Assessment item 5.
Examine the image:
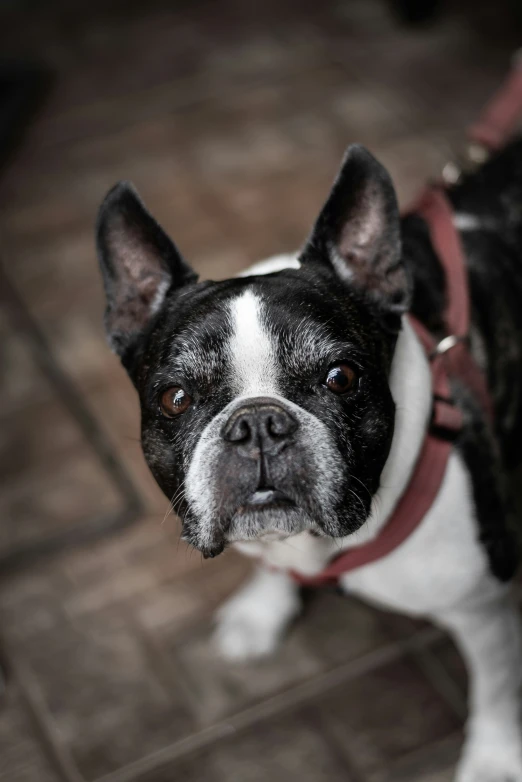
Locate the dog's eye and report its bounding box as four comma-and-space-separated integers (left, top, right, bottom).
159, 386, 192, 417
325, 364, 358, 395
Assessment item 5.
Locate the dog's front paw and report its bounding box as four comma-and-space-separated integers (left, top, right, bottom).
456, 734, 522, 782
213, 570, 301, 662
213, 609, 284, 662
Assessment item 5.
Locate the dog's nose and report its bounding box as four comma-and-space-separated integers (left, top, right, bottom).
222, 399, 298, 456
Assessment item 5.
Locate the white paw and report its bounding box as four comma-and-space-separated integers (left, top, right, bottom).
213, 608, 284, 662
456, 735, 522, 782
213, 570, 301, 662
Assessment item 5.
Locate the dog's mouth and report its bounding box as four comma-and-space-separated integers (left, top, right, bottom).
224, 486, 310, 545
241, 487, 296, 511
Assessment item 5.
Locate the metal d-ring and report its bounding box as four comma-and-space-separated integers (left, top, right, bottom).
431, 334, 466, 359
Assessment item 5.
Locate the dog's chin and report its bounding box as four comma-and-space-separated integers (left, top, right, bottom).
182, 488, 366, 556
225, 497, 315, 543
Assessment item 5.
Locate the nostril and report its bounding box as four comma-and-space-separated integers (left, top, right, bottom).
267, 411, 298, 438
225, 416, 251, 443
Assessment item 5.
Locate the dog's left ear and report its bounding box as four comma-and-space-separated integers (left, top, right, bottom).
301, 144, 410, 324
96, 182, 198, 359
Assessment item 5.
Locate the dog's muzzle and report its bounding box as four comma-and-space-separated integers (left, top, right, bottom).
221, 397, 299, 459
184, 394, 340, 556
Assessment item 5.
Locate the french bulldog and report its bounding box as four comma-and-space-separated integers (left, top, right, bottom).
96, 142, 522, 781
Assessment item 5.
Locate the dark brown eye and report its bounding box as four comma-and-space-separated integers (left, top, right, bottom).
159, 386, 192, 417
325, 364, 358, 395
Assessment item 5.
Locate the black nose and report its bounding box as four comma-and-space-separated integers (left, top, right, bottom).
222, 399, 298, 457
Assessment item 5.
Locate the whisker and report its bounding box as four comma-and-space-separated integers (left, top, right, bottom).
350, 474, 373, 501
161, 482, 187, 526
348, 487, 366, 519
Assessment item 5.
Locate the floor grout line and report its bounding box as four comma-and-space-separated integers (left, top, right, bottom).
9, 652, 86, 782
382, 731, 463, 780
94, 626, 442, 782
302, 708, 368, 782
408, 645, 467, 721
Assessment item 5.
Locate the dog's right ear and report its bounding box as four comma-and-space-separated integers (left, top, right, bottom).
300, 145, 409, 330
96, 182, 197, 359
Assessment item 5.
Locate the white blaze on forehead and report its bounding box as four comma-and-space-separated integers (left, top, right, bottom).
229, 289, 279, 396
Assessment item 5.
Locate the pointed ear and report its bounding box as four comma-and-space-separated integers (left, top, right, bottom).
96, 182, 197, 358
301, 145, 410, 324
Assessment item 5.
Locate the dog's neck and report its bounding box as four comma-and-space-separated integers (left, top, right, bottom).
234, 316, 433, 575
351, 316, 432, 542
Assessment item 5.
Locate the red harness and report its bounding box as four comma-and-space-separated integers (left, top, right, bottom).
292, 57, 522, 588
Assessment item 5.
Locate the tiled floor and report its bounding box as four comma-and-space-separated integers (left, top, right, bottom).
0, 1, 520, 780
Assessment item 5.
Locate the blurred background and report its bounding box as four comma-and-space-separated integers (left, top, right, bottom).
0, 1, 521, 780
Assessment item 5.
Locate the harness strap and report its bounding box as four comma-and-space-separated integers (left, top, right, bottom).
416, 188, 469, 338
416, 188, 494, 425
468, 53, 522, 153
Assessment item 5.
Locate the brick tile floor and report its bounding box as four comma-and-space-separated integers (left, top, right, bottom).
0, 0, 520, 780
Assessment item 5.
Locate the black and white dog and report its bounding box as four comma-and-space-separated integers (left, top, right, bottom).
96, 142, 522, 781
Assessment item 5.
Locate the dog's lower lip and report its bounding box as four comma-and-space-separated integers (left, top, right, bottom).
246, 489, 294, 506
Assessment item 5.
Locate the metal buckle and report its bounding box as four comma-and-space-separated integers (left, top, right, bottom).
441, 145, 489, 186
430, 334, 466, 359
